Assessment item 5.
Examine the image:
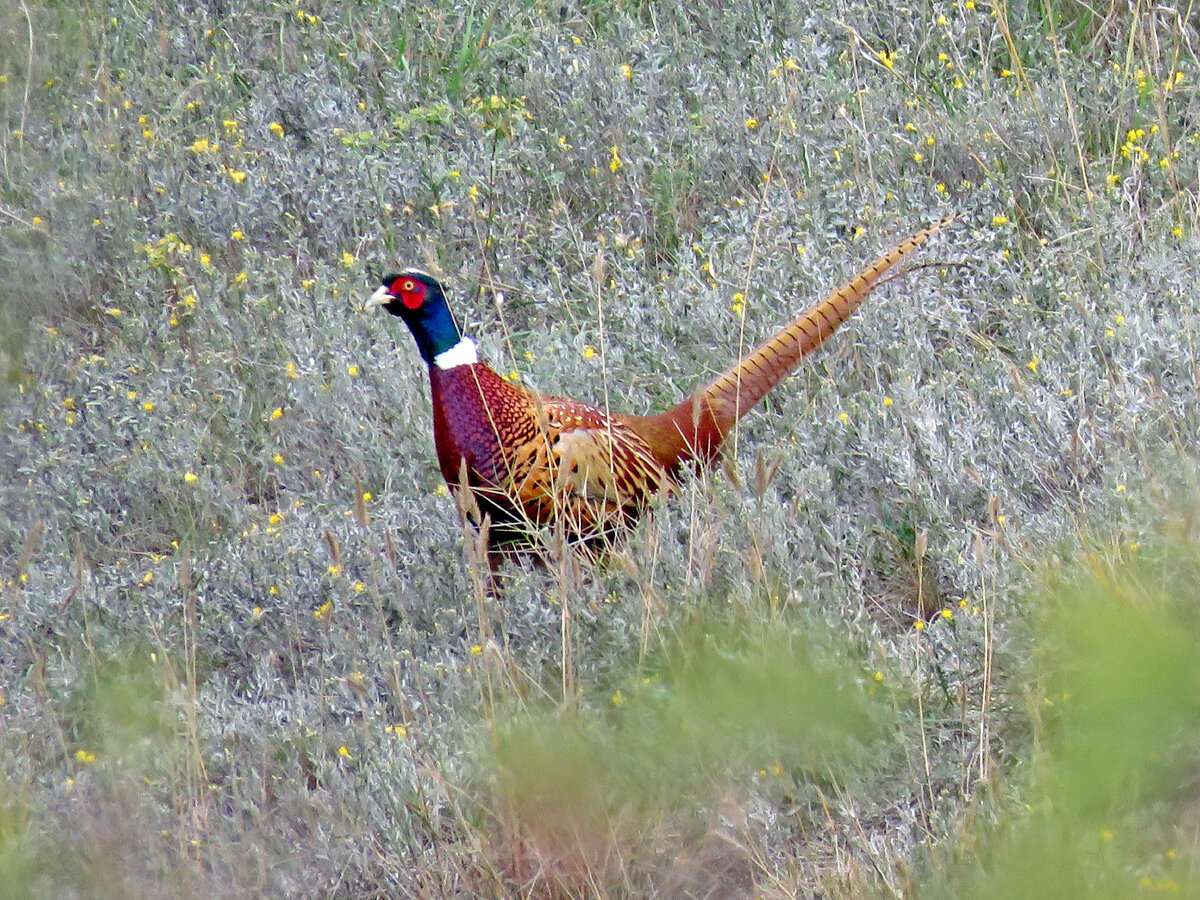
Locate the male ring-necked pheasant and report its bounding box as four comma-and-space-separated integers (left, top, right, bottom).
367, 219, 948, 569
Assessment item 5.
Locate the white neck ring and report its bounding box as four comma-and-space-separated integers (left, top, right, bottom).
433, 337, 479, 370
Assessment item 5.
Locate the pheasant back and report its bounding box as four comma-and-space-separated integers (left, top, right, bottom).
429, 361, 666, 550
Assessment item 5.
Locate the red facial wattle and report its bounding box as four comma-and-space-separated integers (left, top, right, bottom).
394, 277, 425, 310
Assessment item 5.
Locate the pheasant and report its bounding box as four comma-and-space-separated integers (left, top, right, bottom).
367, 219, 948, 569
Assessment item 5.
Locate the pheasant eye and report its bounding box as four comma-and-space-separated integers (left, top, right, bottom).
402, 280, 415, 292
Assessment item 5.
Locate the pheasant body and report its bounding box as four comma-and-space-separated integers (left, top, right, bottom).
368, 219, 948, 564
429, 357, 666, 548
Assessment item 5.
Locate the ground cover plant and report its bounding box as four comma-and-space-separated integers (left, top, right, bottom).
2, 0, 1199, 896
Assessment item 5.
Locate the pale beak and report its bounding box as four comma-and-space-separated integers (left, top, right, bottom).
364, 284, 392, 311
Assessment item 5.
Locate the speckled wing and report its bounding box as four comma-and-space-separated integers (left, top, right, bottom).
500, 394, 667, 542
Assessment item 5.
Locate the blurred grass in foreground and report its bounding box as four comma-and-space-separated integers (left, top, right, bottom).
0, 649, 186, 899
488, 621, 889, 889
920, 521, 1200, 899
6, 524, 1200, 897
483, 515, 1200, 897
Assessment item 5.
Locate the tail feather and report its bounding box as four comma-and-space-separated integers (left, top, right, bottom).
627, 217, 953, 472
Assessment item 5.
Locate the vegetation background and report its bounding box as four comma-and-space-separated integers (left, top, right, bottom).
2, 0, 1199, 896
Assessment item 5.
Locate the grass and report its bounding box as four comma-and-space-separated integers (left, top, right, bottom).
2, 0, 1200, 896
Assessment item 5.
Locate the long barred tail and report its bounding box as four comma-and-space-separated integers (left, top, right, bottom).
697, 216, 952, 431
631, 217, 954, 471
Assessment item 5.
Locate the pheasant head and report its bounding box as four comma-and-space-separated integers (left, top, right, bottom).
367, 269, 476, 367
